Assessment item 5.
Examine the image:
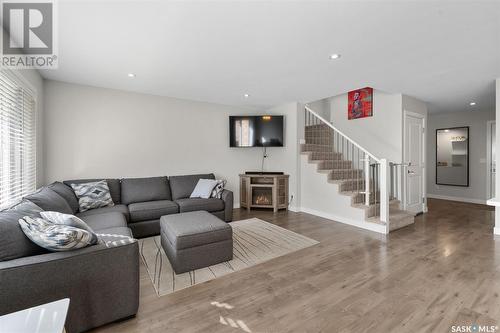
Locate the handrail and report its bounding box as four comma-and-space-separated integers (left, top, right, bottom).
304, 105, 380, 163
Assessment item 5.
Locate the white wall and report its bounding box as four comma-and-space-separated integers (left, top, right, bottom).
43, 80, 299, 206
328, 90, 403, 163
264, 102, 300, 209
307, 91, 429, 165
427, 109, 495, 204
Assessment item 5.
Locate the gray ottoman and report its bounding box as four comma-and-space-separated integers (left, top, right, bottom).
160, 211, 233, 274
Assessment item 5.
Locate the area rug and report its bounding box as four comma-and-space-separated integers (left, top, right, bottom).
138, 218, 319, 296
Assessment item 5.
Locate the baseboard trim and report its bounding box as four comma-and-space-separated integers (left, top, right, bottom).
427, 194, 487, 205
233, 203, 240, 209
495, 227, 500, 236
298, 207, 388, 235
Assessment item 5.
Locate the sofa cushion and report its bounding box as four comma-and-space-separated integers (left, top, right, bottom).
128, 200, 178, 222
76, 204, 130, 222
47, 182, 80, 214
0, 210, 48, 261
24, 187, 73, 214
64, 179, 121, 204
121, 177, 171, 205
8, 200, 43, 216
169, 173, 215, 200
78, 212, 128, 232
175, 198, 224, 213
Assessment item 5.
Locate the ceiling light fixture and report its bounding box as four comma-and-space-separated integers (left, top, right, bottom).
244, 93, 249, 98
127, 73, 136, 78
469, 102, 476, 106
329, 54, 341, 60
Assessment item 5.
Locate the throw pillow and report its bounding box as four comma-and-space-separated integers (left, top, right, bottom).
96, 232, 137, 248
40, 211, 97, 242
19, 216, 97, 252
70, 180, 114, 212
210, 180, 227, 199
190, 179, 219, 199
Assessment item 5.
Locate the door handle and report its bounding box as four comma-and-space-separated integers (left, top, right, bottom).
408, 170, 415, 175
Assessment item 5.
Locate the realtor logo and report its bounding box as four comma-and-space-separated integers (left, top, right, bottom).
1, 0, 57, 68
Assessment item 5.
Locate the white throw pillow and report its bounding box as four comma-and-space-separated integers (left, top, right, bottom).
190, 179, 219, 199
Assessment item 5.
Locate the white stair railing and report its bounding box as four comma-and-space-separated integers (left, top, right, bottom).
304, 105, 390, 228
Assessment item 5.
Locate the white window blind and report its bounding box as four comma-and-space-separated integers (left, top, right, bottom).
0, 71, 36, 209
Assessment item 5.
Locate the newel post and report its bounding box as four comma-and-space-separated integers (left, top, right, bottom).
380, 159, 390, 231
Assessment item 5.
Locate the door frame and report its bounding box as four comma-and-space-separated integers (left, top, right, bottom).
486, 120, 495, 199
403, 110, 427, 213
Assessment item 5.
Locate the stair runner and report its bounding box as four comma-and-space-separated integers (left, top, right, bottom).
301, 124, 415, 231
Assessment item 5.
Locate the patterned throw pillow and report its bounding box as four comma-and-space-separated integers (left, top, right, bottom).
97, 232, 136, 248
70, 180, 114, 212
40, 211, 97, 241
211, 180, 227, 199
19, 216, 97, 251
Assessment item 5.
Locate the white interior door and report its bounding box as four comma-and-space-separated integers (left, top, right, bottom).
404, 113, 425, 214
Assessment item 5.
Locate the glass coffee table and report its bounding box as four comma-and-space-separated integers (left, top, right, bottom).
0, 298, 70, 333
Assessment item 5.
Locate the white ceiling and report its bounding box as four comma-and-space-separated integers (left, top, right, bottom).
41, 1, 500, 113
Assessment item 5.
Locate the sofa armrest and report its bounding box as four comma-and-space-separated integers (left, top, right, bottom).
221, 189, 233, 222
0, 242, 139, 333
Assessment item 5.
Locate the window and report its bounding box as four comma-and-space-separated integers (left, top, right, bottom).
0, 71, 36, 209
235, 119, 252, 147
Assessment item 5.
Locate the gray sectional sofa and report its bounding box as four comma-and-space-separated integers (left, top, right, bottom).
0, 173, 233, 333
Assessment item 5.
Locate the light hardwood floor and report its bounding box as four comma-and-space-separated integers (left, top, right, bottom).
93, 199, 499, 333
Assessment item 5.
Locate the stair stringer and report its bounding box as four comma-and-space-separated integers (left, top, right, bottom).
299, 154, 388, 234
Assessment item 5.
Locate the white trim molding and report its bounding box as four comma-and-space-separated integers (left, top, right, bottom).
427, 193, 487, 205
299, 207, 388, 234
486, 120, 495, 200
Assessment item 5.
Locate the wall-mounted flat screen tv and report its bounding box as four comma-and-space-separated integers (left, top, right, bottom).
229, 115, 284, 147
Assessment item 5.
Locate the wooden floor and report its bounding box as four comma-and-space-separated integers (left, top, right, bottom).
93, 199, 499, 333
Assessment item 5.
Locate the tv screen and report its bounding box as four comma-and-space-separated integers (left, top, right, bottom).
229, 115, 284, 147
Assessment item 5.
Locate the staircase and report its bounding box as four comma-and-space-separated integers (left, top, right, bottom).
300, 106, 414, 233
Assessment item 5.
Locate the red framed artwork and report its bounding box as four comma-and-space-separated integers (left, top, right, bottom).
348, 87, 373, 120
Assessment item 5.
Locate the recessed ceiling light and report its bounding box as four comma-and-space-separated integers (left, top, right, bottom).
469, 102, 476, 106
127, 73, 136, 78
244, 93, 250, 98
329, 54, 341, 60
